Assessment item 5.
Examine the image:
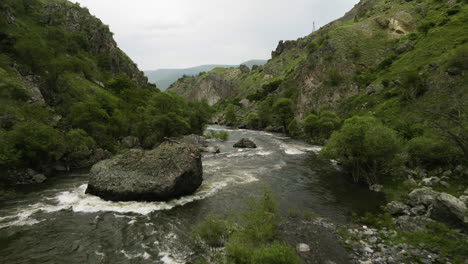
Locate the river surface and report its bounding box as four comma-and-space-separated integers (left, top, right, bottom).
0, 126, 384, 263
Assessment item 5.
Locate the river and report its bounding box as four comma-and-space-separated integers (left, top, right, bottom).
0, 126, 384, 263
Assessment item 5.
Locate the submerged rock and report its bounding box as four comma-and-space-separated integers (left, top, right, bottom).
233, 138, 257, 148
86, 142, 203, 202
202, 146, 220, 154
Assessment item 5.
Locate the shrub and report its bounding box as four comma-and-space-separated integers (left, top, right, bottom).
303, 114, 320, 138
224, 103, 237, 125
205, 130, 229, 141
399, 71, 427, 101
307, 42, 318, 53
406, 135, 460, 167
287, 120, 301, 137
0, 131, 20, 169
64, 129, 96, 163
246, 113, 260, 129
321, 116, 403, 184
326, 68, 343, 86
192, 214, 231, 248
9, 121, 65, 168
273, 98, 294, 133
351, 47, 361, 60
303, 110, 341, 140
252, 242, 301, 264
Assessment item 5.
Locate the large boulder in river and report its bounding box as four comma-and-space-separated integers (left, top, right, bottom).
233, 138, 257, 148
86, 142, 203, 202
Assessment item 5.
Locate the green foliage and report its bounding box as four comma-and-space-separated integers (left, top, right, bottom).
8, 121, 65, 168
0, 131, 20, 169
192, 214, 231, 248
224, 104, 237, 125
106, 73, 135, 94
303, 110, 341, 141
257, 97, 276, 128
246, 79, 282, 102
205, 130, 229, 141
354, 212, 394, 229
326, 68, 343, 86
273, 98, 294, 133
306, 42, 318, 53
251, 242, 301, 264
350, 47, 361, 60
63, 129, 96, 163
417, 22, 436, 35
406, 135, 460, 167
447, 45, 468, 70
397, 222, 468, 262
287, 120, 301, 138
321, 116, 404, 184
246, 112, 260, 129
399, 72, 427, 101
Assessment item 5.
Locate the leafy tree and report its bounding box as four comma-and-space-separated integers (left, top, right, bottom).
321, 116, 403, 184
9, 121, 65, 168
258, 97, 275, 128
407, 135, 461, 167
287, 120, 301, 137
63, 129, 96, 164
246, 112, 260, 129
303, 114, 320, 139
273, 98, 294, 133
224, 103, 237, 125
106, 73, 135, 94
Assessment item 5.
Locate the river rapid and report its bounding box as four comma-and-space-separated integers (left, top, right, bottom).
0, 126, 384, 263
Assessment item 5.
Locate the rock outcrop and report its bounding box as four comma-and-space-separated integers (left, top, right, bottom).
233, 138, 257, 148
86, 142, 203, 202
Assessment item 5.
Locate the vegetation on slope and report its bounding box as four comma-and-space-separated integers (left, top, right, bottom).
0, 0, 212, 189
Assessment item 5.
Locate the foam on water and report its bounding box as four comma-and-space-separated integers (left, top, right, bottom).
280, 143, 322, 155
0, 168, 259, 228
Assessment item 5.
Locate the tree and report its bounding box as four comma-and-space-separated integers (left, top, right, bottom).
224, 104, 237, 125
321, 116, 403, 184
246, 113, 260, 129
273, 98, 294, 134
303, 114, 320, 138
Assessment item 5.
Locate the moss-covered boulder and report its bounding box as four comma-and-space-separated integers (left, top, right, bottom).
86, 142, 203, 202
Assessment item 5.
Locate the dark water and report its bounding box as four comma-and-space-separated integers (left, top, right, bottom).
0, 126, 384, 263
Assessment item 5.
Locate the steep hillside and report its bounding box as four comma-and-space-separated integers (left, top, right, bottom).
146, 60, 267, 91
0, 0, 211, 189
170, 0, 467, 121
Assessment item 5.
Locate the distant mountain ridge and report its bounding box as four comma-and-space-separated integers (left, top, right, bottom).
145, 60, 267, 91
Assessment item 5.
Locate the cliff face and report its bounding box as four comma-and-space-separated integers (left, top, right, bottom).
168, 68, 242, 105
169, 0, 467, 123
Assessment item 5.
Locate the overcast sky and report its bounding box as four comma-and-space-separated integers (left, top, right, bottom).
74, 0, 359, 70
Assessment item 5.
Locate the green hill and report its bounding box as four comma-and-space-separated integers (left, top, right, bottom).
145, 60, 267, 90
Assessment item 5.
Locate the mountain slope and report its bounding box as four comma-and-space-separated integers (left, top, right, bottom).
169, 0, 467, 122
0, 0, 211, 188
145, 60, 267, 90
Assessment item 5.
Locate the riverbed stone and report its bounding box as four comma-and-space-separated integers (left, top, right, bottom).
429, 192, 468, 228
86, 141, 203, 202
202, 146, 220, 154
233, 138, 257, 148
296, 243, 311, 253
408, 187, 438, 206
385, 201, 410, 215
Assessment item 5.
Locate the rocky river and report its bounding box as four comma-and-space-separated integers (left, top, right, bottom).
0, 126, 385, 263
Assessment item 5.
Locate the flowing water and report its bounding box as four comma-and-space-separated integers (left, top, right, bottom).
0, 126, 384, 263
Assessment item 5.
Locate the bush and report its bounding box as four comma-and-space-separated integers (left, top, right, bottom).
246, 113, 260, 129
192, 214, 231, 248
287, 120, 301, 137
321, 116, 403, 184
273, 98, 294, 133
406, 135, 460, 167
205, 130, 229, 141
252, 242, 302, 264
326, 68, 343, 86
303, 110, 341, 141
9, 121, 65, 168
64, 129, 96, 163
224, 104, 237, 125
